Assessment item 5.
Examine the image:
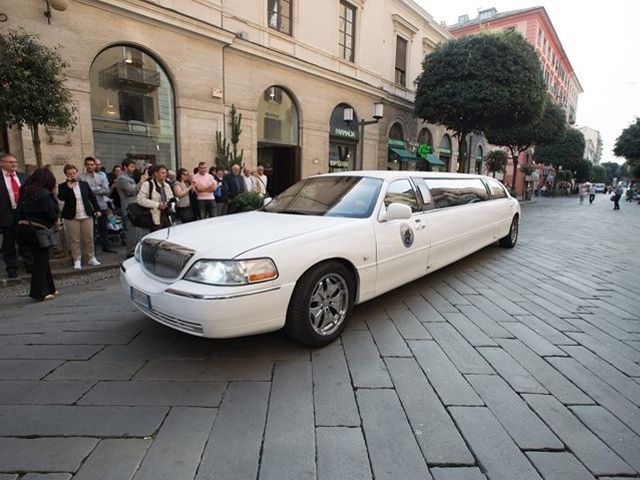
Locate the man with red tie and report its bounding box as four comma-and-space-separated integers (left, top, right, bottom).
0, 153, 32, 278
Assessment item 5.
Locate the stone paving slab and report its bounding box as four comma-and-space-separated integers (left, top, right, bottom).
0, 437, 98, 472
0, 198, 639, 479
73, 439, 150, 480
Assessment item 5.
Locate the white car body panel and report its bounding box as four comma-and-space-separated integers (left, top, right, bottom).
121, 171, 520, 339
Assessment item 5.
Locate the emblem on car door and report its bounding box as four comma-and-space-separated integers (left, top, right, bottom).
400, 223, 414, 248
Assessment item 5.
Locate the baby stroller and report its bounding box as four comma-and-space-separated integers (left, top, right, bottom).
106, 210, 127, 246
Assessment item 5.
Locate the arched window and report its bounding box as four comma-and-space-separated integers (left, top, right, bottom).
258, 86, 299, 145
90, 46, 176, 172
389, 122, 404, 141
439, 134, 452, 164
475, 144, 484, 174
418, 128, 433, 147
329, 104, 359, 172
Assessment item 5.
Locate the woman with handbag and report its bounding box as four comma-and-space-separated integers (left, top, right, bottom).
15, 168, 60, 301
136, 165, 175, 232
172, 168, 195, 223
57, 164, 102, 270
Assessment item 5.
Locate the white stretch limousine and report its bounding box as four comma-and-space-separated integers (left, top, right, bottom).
121, 171, 520, 346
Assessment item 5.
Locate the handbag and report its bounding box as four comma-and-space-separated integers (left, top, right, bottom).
126, 180, 154, 229
24, 219, 59, 248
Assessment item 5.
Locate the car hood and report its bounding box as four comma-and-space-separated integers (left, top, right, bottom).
145, 211, 353, 259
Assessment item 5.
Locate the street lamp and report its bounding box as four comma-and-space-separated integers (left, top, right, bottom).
344, 102, 384, 170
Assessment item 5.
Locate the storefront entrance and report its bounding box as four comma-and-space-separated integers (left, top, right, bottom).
257, 86, 300, 195
257, 144, 300, 196
329, 104, 359, 172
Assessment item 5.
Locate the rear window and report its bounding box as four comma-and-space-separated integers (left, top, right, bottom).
425, 178, 489, 209
487, 178, 508, 199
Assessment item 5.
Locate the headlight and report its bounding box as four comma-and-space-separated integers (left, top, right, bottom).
184, 258, 278, 286
134, 242, 142, 263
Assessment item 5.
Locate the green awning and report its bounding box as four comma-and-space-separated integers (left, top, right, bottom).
389, 147, 417, 160
426, 153, 447, 167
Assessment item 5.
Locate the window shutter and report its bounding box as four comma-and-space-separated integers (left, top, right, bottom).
395, 37, 407, 71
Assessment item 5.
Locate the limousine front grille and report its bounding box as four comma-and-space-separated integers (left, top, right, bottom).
140, 239, 194, 279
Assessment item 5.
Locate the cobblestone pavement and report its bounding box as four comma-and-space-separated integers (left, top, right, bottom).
0, 195, 639, 480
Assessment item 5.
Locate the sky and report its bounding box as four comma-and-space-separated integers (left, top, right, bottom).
416, 0, 640, 165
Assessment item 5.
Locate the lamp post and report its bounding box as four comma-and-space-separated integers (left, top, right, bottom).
344, 102, 384, 170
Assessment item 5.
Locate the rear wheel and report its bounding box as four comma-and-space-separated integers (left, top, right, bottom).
499, 215, 519, 248
285, 261, 355, 346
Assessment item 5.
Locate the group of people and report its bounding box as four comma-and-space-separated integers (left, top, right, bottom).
0, 152, 270, 301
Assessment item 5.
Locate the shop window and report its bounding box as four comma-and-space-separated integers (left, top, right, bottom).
90, 45, 176, 172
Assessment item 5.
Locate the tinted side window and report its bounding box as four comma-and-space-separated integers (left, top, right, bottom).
384, 179, 421, 212
488, 179, 508, 199
411, 177, 434, 210
425, 178, 489, 209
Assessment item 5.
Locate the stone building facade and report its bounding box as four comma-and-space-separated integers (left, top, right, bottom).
1, 0, 474, 192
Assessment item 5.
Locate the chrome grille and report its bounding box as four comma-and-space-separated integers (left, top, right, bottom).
141, 239, 194, 279
137, 304, 204, 335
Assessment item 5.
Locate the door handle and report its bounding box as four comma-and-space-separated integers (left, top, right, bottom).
416, 224, 426, 231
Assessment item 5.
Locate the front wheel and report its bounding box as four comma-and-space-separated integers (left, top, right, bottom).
499, 215, 519, 248
285, 261, 355, 346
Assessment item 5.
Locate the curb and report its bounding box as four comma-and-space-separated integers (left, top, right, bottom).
0, 261, 122, 288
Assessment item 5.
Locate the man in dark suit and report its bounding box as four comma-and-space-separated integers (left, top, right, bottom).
0, 153, 32, 278
223, 164, 246, 214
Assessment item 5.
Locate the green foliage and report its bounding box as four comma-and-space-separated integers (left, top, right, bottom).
214, 104, 244, 170
484, 150, 508, 177
415, 31, 546, 139
0, 29, 77, 166
557, 170, 573, 182
534, 127, 585, 169
519, 164, 536, 176
234, 191, 262, 212
572, 159, 592, 183
590, 165, 606, 183
630, 162, 640, 180
601, 161, 621, 185
613, 117, 640, 162
215, 131, 230, 170
229, 104, 244, 167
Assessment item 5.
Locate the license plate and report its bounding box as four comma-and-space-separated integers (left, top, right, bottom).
131, 287, 151, 309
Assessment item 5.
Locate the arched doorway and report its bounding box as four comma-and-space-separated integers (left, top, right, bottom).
257, 86, 300, 195
475, 144, 484, 174
439, 134, 452, 171
90, 45, 176, 172
329, 104, 359, 172
388, 122, 415, 170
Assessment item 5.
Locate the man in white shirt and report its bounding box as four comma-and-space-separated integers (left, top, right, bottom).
79, 156, 116, 253
0, 153, 32, 278
242, 165, 256, 193
256, 165, 268, 197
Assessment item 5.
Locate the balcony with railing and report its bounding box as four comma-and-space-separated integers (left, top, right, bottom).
99, 62, 161, 93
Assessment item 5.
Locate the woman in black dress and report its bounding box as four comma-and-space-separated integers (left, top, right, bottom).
15, 168, 60, 301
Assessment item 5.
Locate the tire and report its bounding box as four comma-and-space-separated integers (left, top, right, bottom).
285, 261, 355, 347
499, 215, 519, 248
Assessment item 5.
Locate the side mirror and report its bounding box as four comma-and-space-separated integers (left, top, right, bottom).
382, 202, 412, 221
262, 197, 273, 207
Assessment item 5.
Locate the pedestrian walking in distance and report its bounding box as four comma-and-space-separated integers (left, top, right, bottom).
15, 168, 60, 301
588, 183, 595, 204
612, 182, 623, 210
57, 164, 102, 270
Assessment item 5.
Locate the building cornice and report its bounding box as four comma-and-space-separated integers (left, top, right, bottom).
75, 0, 235, 45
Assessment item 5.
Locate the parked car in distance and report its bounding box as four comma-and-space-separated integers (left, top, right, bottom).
121, 171, 521, 346
594, 183, 606, 193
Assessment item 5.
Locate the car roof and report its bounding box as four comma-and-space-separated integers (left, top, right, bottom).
315, 170, 489, 180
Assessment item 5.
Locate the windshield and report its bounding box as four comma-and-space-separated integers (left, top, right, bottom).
263, 176, 383, 218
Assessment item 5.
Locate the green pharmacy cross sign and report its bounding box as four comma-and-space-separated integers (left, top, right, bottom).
417, 144, 431, 158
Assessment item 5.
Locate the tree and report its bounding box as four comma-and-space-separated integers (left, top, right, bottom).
614, 118, 640, 176
214, 104, 243, 170
0, 30, 76, 167
590, 165, 605, 183
486, 98, 566, 187
415, 30, 546, 172
572, 159, 592, 183
484, 150, 508, 178
534, 127, 585, 170
601, 161, 621, 185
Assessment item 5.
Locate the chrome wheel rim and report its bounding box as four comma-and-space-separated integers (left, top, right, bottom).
511, 217, 519, 244
309, 273, 349, 336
